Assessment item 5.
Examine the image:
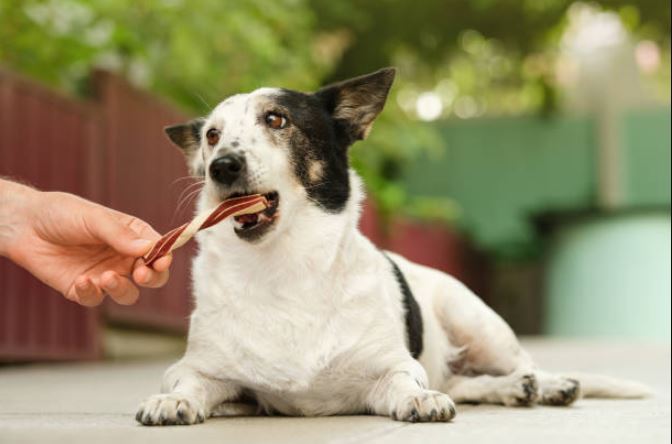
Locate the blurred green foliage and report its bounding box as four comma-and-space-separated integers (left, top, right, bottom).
1, 0, 669, 225
0, 0, 326, 110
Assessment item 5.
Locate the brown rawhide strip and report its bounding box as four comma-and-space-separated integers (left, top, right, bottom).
143, 194, 268, 266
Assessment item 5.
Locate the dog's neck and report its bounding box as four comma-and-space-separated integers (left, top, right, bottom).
258, 170, 365, 274
196, 170, 366, 281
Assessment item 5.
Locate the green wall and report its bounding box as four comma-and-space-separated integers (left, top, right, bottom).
404, 115, 597, 254
545, 213, 671, 340
620, 108, 671, 206
403, 109, 671, 255
402, 109, 671, 339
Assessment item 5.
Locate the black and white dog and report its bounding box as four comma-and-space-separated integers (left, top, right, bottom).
137, 68, 649, 425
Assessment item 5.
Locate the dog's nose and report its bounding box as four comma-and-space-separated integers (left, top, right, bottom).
209, 153, 246, 186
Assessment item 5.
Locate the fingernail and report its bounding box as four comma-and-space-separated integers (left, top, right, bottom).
132, 239, 152, 251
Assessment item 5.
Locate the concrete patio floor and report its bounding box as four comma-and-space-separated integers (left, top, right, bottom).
0, 339, 669, 444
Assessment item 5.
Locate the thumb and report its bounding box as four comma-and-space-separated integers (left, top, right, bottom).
90, 210, 155, 257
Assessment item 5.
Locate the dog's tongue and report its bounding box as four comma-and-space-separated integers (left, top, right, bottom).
235, 213, 258, 224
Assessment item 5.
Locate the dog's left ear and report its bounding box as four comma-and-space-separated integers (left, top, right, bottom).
164, 118, 205, 153
315, 67, 396, 143
164, 118, 205, 175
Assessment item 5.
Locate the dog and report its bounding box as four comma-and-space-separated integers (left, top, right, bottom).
136, 68, 650, 425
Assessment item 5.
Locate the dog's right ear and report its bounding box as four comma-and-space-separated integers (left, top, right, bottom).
164, 118, 205, 176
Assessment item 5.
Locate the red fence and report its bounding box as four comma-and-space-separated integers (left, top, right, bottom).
360, 202, 485, 296
0, 69, 102, 360
93, 71, 194, 331
0, 68, 483, 361
0, 68, 196, 360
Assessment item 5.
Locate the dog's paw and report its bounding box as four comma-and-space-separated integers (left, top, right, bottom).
540, 378, 581, 406
501, 373, 540, 407
392, 390, 456, 423
136, 393, 206, 426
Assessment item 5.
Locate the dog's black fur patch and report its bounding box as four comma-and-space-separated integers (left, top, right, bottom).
270, 68, 396, 213
385, 254, 424, 359
274, 90, 351, 212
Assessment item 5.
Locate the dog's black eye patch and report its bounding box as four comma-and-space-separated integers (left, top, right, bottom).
272, 90, 351, 212
259, 69, 394, 213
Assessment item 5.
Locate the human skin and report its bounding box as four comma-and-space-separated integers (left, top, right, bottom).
0, 178, 172, 306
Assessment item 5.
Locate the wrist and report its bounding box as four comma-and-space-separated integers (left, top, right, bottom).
0, 179, 39, 259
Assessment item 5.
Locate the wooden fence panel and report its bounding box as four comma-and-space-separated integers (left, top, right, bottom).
0, 69, 101, 360
93, 71, 195, 332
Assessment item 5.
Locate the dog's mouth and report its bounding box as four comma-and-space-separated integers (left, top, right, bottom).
230, 191, 280, 238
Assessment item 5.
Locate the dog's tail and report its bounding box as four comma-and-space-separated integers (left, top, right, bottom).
564, 373, 654, 399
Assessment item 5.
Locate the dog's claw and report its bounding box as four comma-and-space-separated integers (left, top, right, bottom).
136, 394, 205, 426
392, 390, 456, 423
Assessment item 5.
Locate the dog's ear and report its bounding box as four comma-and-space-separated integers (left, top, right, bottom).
315, 67, 396, 143
164, 118, 205, 153
164, 118, 205, 176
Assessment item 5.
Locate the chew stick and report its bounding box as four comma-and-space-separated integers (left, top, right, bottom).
144, 194, 268, 266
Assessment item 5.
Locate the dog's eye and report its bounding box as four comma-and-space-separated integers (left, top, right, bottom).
265, 113, 288, 130
206, 128, 220, 146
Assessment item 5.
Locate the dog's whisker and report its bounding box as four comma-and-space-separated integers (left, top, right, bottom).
176, 179, 206, 197
171, 192, 201, 224
192, 91, 211, 113
175, 186, 204, 216
179, 180, 206, 196
174, 181, 206, 210
171, 175, 205, 187
172, 184, 205, 223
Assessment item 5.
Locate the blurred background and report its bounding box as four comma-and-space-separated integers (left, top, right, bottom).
0, 0, 669, 361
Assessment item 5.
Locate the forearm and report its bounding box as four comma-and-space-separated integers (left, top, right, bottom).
0, 178, 38, 259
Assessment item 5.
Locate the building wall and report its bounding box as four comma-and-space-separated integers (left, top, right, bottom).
403, 115, 597, 254
403, 110, 670, 339
0, 68, 102, 360
620, 108, 671, 206
545, 212, 670, 340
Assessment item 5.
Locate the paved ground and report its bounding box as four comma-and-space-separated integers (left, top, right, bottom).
0, 339, 669, 444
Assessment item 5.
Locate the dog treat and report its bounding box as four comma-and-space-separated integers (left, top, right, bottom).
143, 194, 268, 266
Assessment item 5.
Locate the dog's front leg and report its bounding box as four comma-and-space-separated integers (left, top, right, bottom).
136, 360, 240, 426
367, 359, 457, 423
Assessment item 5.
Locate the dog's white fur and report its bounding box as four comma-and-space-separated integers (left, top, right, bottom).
137, 88, 650, 426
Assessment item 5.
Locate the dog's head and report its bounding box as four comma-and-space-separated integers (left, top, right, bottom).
165, 68, 395, 243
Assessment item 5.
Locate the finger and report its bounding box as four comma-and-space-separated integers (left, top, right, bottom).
151, 254, 173, 273
73, 276, 105, 307
133, 255, 171, 278
133, 259, 170, 289
133, 265, 170, 288
101, 271, 139, 306
89, 210, 156, 257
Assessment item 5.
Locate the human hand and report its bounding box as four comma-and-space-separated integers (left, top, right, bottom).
0, 180, 172, 306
